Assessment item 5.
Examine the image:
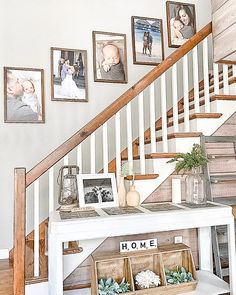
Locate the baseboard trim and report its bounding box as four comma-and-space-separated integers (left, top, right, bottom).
0, 249, 9, 259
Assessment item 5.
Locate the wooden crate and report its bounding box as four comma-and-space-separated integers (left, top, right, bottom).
91, 244, 197, 295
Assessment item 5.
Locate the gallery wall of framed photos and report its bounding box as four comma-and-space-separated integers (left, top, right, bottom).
0, 0, 212, 249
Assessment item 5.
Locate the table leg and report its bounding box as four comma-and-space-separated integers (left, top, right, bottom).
48, 234, 63, 295
198, 226, 213, 272
227, 219, 236, 294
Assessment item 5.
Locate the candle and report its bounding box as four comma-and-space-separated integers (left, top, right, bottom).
172, 178, 181, 203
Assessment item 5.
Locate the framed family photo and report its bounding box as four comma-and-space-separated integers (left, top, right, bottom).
51, 47, 88, 102
77, 173, 118, 208
131, 16, 164, 65
166, 1, 196, 48
92, 31, 128, 83
4, 67, 44, 123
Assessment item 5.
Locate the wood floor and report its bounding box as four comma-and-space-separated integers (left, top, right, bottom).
0, 259, 13, 295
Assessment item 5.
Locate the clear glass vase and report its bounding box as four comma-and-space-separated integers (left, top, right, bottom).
185, 167, 206, 204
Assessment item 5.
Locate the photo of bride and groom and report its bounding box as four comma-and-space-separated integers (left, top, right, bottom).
51, 47, 88, 102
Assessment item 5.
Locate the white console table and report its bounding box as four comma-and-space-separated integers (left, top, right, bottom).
48, 202, 236, 295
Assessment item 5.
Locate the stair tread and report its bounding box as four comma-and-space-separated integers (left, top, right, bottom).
143, 132, 202, 145
156, 113, 222, 131
210, 174, 236, 182
208, 153, 236, 158
125, 174, 159, 180
167, 81, 236, 119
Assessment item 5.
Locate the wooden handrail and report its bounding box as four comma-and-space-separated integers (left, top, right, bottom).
26, 22, 212, 187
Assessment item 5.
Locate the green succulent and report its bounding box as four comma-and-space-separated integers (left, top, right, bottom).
98, 277, 130, 295
165, 266, 194, 284
167, 144, 208, 173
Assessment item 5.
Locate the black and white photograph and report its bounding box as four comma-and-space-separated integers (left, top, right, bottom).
77, 173, 118, 208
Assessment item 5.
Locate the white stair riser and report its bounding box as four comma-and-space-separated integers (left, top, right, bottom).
144, 137, 200, 154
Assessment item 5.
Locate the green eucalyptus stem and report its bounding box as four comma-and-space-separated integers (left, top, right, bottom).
167, 144, 208, 174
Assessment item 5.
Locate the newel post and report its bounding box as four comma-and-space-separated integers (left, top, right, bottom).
13, 168, 26, 295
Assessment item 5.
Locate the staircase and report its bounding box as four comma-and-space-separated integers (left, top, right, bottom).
9, 22, 236, 295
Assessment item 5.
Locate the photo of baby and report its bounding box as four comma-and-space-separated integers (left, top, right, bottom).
166, 1, 196, 48
51, 47, 88, 101
93, 31, 128, 83
4, 67, 44, 123
131, 16, 164, 65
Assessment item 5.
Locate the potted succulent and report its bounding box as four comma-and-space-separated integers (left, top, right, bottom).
98, 277, 130, 294
165, 266, 194, 285
167, 144, 208, 204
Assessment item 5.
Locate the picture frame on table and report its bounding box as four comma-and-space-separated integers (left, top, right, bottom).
166, 1, 196, 48
77, 173, 118, 208
4, 67, 45, 123
92, 31, 128, 83
50, 47, 88, 102
131, 16, 164, 65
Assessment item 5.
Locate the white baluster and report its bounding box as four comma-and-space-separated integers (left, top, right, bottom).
203, 38, 210, 112
213, 63, 219, 95
183, 54, 190, 132
149, 83, 156, 153
49, 167, 54, 214
90, 133, 96, 173
138, 91, 145, 174
34, 179, 40, 277
63, 155, 69, 166
233, 65, 236, 78
223, 64, 229, 95
126, 102, 133, 173
193, 46, 200, 113
103, 123, 109, 173
161, 73, 168, 152
172, 63, 179, 133
77, 144, 82, 173
115, 112, 121, 182
233, 65, 236, 93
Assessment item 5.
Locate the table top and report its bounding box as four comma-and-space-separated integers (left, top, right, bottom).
49, 202, 233, 242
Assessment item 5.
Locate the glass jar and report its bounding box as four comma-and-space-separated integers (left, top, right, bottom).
185, 167, 206, 204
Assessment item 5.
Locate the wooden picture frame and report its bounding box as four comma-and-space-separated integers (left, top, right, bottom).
166, 1, 196, 48
131, 16, 164, 65
77, 173, 118, 208
50, 47, 88, 102
92, 31, 128, 83
4, 67, 45, 123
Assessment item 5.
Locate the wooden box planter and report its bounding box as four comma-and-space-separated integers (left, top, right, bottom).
91, 243, 197, 295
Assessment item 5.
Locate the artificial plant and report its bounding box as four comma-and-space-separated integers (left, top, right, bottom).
167, 143, 208, 173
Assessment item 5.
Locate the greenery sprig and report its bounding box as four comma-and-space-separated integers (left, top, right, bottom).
167, 144, 208, 173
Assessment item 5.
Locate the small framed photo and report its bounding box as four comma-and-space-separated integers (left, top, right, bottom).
4, 67, 44, 123
166, 1, 196, 48
92, 31, 128, 83
77, 173, 118, 208
131, 16, 164, 65
51, 47, 88, 102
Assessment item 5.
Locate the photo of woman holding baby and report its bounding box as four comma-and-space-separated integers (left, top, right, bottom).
92, 31, 128, 84
166, 1, 196, 48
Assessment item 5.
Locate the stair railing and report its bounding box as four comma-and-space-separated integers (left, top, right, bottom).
13, 22, 235, 295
